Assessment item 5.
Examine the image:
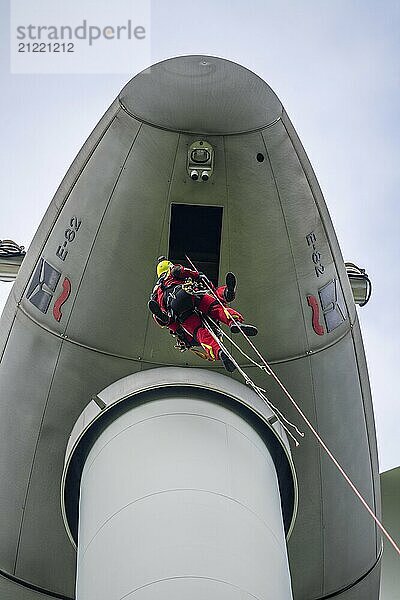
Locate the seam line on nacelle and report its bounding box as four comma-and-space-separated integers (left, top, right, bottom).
17, 298, 353, 366
0, 566, 73, 599
13, 340, 64, 575
15, 105, 121, 314
307, 354, 325, 594
313, 544, 383, 600
0, 104, 120, 369
280, 114, 354, 323
261, 129, 311, 355
349, 319, 379, 545
119, 97, 283, 136
141, 132, 181, 361
61, 123, 143, 336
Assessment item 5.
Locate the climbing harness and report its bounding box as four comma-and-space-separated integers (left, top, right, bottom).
184, 255, 400, 557
181, 277, 208, 296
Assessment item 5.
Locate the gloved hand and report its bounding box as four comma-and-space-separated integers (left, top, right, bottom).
197, 272, 208, 282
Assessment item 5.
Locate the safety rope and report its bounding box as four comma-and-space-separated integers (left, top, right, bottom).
185, 255, 400, 557
214, 320, 270, 372
202, 315, 303, 447
202, 314, 303, 440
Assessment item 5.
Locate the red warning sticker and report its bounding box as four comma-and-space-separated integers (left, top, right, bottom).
307, 294, 325, 336
53, 277, 71, 322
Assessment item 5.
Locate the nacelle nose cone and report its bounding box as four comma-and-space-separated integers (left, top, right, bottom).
119, 55, 282, 135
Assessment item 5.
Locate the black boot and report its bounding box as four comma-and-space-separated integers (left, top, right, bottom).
148, 300, 169, 325
219, 350, 236, 372
230, 322, 258, 336
224, 272, 236, 302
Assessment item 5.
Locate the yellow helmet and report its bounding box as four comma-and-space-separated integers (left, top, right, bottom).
157, 258, 173, 278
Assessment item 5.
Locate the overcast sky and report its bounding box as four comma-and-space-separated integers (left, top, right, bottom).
0, 0, 399, 472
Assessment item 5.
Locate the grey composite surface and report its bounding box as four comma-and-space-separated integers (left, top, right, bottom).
0, 55, 380, 598
119, 55, 282, 134
0, 573, 63, 600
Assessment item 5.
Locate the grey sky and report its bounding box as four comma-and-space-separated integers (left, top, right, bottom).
0, 0, 399, 471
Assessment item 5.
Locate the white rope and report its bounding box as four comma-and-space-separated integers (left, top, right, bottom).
251, 383, 305, 440
201, 316, 301, 447
213, 319, 269, 371
185, 255, 400, 557
203, 314, 304, 442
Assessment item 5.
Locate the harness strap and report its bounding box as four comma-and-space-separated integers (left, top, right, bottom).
192, 324, 201, 340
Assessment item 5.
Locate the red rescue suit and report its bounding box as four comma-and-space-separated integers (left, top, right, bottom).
151, 265, 244, 361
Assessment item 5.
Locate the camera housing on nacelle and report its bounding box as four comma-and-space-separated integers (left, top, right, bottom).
187, 140, 214, 182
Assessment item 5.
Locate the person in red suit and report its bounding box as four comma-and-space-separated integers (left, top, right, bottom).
148, 257, 257, 372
